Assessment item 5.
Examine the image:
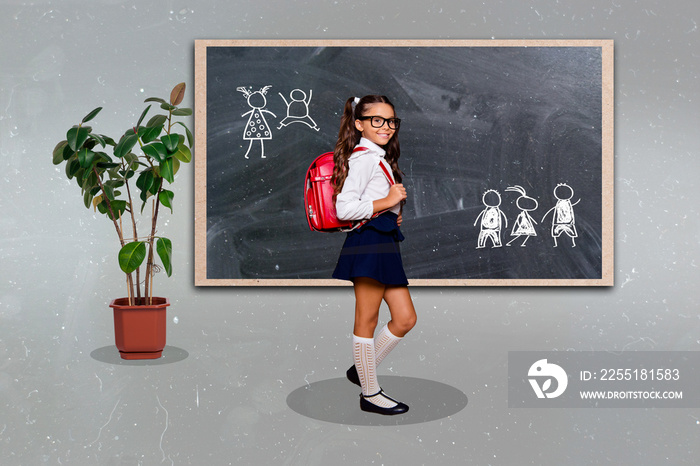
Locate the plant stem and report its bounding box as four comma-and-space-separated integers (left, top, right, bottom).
122, 169, 142, 300
92, 167, 136, 303
143, 179, 163, 305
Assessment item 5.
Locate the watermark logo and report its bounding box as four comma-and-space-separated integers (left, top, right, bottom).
528, 359, 568, 399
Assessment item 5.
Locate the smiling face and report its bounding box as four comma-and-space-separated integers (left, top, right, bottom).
355, 103, 396, 147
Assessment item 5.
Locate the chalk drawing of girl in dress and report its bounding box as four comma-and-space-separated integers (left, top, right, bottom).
474, 189, 508, 248
541, 183, 580, 247
505, 185, 539, 247
237, 85, 276, 159
277, 89, 320, 131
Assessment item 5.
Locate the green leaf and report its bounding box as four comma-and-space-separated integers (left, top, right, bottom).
82, 107, 102, 124
114, 132, 139, 158
161, 134, 179, 153
173, 121, 193, 147
103, 180, 122, 201
77, 148, 96, 168
95, 151, 112, 162
81, 169, 99, 192
160, 158, 174, 183
147, 114, 168, 128
159, 189, 174, 213
118, 241, 146, 274
123, 151, 138, 163
119, 169, 136, 180
111, 200, 127, 218
72, 168, 85, 185
67, 126, 90, 152
171, 156, 180, 176
142, 142, 167, 163
62, 143, 76, 161
172, 108, 192, 116
156, 237, 173, 277
66, 154, 80, 180
83, 189, 93, 209
102, 135, 117, 146
53, 140, 69, 165
98, 198, 127, 218
88, 133, 107, 148
136, 169, 155, 196
144, 97, 166, 104
160, 102, 176, 112
140, 125, 162, 144
136, 104, 151, 129
172, 139, 192, 163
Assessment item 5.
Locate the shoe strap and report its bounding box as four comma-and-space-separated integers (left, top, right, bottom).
362, 389, 400, 404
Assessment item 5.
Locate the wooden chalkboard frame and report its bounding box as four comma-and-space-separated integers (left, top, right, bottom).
194, 40, 614, 286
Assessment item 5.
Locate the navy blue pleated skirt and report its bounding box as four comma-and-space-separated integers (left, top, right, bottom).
332, 212, 408, 286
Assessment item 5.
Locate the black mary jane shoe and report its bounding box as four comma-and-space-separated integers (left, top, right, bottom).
346, 365, 361, 387
360, 390, 409, 415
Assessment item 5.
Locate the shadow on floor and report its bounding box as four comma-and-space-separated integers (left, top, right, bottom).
90, 345, 189, 366
287, 376, 468, 426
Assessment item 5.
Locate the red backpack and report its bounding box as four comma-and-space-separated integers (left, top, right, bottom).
304, 148, 393, 232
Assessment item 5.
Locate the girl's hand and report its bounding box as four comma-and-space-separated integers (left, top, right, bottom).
372, 183, 407, 214
387, 183, 407, 205
397, 213, 403, 226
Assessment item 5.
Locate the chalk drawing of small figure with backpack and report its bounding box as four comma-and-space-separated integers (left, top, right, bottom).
474, 189, 508, 249
541, 183, 580, 247
237, 85, 276, 159
505, 185, 539, 247
277, 89, 320, 132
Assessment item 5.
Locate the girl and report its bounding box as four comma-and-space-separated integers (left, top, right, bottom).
331, 95, 417, 415
505, 185, 538, 247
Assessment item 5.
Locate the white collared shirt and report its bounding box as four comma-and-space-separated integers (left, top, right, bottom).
335, 137, 399, 221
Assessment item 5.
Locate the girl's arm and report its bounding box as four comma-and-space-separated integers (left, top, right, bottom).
336, 154, 406, 221
335, 155, 377, 221
372, 184, 406, 214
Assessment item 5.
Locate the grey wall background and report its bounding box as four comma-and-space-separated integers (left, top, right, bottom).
1, 1, 698, 465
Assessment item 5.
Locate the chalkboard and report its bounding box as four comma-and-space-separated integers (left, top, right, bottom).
194, 40, 613, 286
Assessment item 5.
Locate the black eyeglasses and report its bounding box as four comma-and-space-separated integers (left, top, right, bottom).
357, 116, 401, 129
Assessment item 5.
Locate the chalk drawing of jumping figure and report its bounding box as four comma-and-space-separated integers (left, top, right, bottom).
277, 89, 320, 131
474, 189, 508, 248
237, 85, 276, 159
505, 185, 539, 247
541, 183, 580, 247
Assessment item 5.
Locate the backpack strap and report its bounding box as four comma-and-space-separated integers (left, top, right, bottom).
343, 147, 396, 232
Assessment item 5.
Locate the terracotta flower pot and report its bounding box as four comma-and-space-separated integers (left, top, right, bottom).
109, 297, 170, 360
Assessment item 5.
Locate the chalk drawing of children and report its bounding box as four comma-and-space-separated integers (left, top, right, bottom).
505, 185, 539, 247
277, 89, 320, 131
541, 183, 580, 247
474, 189, 508, 249
237, 85, 277, 159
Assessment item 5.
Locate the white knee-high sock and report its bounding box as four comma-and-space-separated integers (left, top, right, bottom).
353, 335, 397, 408
374, 324, 403, 367
353, 335, 380, 396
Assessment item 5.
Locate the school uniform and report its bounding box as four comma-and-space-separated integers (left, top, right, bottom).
332, 138, 408, 286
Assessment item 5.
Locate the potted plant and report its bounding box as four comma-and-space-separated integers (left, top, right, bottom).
52, 83, 193, 359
